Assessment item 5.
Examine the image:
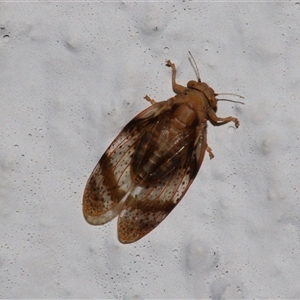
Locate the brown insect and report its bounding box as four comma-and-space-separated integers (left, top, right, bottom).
83, 53, 243, 244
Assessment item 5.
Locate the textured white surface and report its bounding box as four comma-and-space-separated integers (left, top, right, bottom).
1, 2, 300, 299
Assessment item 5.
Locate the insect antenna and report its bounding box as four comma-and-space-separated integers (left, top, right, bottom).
217, 99, 245, 105
216, 92, 244, 99
188, 51, 201, 82
216, 93, 245, 105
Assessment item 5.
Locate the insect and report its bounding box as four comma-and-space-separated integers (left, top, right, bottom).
83, 53, 243, 244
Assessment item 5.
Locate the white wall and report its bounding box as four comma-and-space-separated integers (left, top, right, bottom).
1, 2, 300, 298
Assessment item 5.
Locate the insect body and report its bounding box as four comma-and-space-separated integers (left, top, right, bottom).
83, 55, 240, 244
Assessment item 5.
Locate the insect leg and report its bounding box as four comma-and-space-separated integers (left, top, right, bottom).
208, 110, 240, 128
144, 95, 156, 105
193, 121, 214, 159
206, 145, 214, 159
166, 60, 187, 95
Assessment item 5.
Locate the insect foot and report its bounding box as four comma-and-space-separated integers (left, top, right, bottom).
144, 95, 156, 105
233, 118, 240, 128
206, 146, 214, 159
165, 60, 175, 69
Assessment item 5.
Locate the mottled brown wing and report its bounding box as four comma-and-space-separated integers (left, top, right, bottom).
82, 101, 167, 225
117, 127, 207, 244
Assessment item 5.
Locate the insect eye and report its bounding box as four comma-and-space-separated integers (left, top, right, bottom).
187, 80, 197, 88
208, 97, 218, 112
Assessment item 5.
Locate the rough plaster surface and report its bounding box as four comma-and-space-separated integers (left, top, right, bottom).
1, 2, 300, 299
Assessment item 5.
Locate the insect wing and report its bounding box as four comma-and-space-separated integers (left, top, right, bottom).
82, 102, 167, 226
117, 125, 207, 243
